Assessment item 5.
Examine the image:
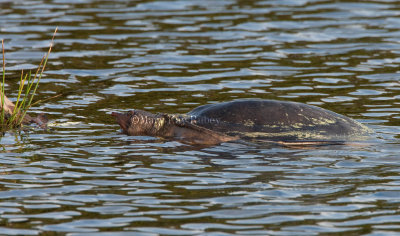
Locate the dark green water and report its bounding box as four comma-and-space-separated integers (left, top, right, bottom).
1, 0, 400, 235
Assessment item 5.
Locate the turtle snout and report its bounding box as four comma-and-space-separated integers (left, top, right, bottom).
111, 112, 130, 132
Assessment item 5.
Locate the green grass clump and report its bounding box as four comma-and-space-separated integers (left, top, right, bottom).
0, 27, 57, 131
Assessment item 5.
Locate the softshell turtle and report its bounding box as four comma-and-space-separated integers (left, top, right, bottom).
111, 99, 371, 145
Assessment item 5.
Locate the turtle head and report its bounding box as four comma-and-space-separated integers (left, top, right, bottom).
112, 109, 164, 136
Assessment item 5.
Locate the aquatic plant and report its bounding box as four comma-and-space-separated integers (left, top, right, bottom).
0, 28, 57, 131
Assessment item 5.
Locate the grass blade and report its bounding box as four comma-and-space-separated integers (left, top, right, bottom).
0, 27, 57, 130
20, 27, 57, 125
1, 40, 5, 126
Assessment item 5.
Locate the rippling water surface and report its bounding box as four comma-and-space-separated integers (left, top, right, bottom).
1, 0, 400, 235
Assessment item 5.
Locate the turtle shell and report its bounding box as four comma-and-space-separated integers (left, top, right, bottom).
187, 99, 371, 142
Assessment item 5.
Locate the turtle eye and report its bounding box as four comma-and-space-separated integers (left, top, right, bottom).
129, 111, 141, 124
131, 115, 140, 124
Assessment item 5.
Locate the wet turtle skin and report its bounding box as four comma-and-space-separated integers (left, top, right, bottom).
185, 99, 371, 142
112, 110, 237, 145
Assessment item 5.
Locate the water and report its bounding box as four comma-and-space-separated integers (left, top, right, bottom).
1, 0, 400, 234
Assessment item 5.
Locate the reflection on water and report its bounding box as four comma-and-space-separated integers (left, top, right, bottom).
1, 0, 400, 234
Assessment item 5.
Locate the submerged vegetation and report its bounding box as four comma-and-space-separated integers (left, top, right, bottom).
0, 28, 57, 131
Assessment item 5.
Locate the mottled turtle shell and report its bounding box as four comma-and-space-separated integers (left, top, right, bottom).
186, 99, 371, 142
